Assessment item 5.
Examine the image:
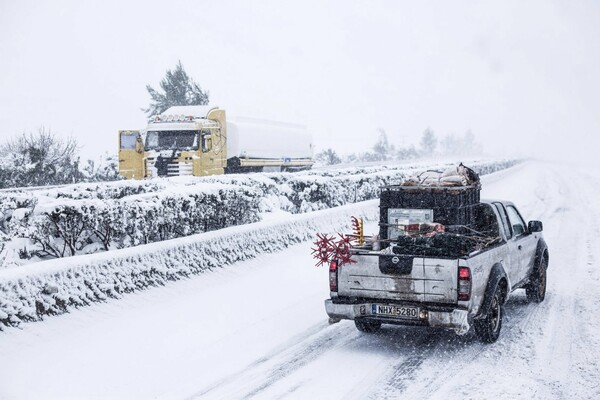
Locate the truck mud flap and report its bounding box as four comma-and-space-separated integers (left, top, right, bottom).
379, 255, 413, 275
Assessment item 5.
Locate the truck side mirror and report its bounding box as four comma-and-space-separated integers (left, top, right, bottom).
528, 220, 543, 232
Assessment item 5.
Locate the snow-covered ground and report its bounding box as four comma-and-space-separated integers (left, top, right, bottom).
1, 161, 599, 399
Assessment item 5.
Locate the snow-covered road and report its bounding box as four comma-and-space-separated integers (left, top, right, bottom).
1, 161, 599, 400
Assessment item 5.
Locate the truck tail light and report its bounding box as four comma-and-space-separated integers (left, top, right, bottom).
329, 260, 338, 292
458, 266, 471, 301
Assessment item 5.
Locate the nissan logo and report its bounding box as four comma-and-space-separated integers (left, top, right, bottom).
392, 256, 400, 264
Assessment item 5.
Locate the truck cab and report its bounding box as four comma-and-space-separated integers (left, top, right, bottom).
119, 106, 227, 179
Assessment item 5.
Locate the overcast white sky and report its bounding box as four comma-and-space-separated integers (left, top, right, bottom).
1, 0, 599, 162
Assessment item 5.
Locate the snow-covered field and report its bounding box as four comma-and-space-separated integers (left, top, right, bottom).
1, 160, 599, 399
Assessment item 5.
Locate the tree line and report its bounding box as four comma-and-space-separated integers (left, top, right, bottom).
315, 127, 483, 165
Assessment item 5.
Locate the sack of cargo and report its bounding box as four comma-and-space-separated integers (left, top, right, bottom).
401, 163, 480, 187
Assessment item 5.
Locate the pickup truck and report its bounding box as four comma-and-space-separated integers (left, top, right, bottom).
325, 199, 548, 343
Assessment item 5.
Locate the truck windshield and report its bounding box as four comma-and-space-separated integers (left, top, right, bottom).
145, 131, 199, 151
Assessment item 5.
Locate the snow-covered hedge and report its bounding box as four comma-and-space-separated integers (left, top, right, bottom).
0, 159, 521, 266
1, 184, 261, 264
0, 201, 379, 328
195, 159, 521, 213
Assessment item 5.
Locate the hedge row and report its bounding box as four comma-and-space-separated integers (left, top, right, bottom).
200, 159, 521, 213
0, 201, 380, 328
2, 184, 261, 264
0, 159, 521, 266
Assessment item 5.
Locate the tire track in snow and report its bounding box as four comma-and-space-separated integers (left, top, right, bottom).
527, 166, 585, 398
551, 169, 600, 399
372, 292, 544, 400
453, 165, 573, 398
359, 325, 470, 400
187, 322, 359, 400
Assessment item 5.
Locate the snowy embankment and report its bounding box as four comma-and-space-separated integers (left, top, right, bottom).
0, 200, 379, 328
0, 159, 519, 268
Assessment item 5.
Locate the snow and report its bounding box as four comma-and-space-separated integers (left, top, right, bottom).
4, 160, 595, 399
161, 105, 215, 118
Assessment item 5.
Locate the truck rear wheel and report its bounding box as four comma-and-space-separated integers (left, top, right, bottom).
474, 285, 503, 343
355, 319, 381, 333
526, 257, 547, 303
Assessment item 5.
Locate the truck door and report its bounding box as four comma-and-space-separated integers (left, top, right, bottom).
505, 205, 537, 284
194, 128, 225, 176
119, 130, 145, 180
493, 202, 521, 286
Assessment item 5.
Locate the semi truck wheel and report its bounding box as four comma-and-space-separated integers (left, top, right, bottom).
355, 319, 382, 333
526, 257, 547, 303
474, 285, 504, 343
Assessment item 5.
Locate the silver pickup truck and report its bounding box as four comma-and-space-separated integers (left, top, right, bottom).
325, 200, 548, 343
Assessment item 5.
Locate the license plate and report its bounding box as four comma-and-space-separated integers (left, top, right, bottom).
372, 304, 419, 319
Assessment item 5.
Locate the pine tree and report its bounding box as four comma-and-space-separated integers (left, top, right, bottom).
315, 148, 342, 165
420, 127, 437, 155
441, 133, 459, 155
144, 61, 210, 116
373, 129, 394, 160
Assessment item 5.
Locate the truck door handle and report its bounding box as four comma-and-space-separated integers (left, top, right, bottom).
518, 245, 522, 250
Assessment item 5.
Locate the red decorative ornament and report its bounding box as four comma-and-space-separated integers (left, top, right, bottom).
311, 233, 336, 267
311, 232, 357, 267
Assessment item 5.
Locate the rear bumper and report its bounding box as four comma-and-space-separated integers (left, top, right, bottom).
325, 299, 470, 335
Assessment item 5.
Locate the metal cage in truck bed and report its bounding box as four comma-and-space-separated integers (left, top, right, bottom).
379, 184, 481, 248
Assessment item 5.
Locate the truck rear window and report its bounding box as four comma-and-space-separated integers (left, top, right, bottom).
493, 202, 512, 239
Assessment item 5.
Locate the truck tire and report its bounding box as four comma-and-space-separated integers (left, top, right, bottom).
355, 319, 381, 333
474, 285, 504, 343
526, 256, 547, 303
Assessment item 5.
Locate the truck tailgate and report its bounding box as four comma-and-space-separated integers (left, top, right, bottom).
337, 255, 459, 304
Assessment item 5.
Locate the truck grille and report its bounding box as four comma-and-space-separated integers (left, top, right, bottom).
145, 157, 193, 178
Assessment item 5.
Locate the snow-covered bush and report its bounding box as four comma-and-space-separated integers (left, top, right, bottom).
4, 184, 261, 263
0, 129, 80, 188
0, 201, 380, 328
118, 186, 261, 246
80, 153, 121, 182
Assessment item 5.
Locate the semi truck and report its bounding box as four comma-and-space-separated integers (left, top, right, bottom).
323, 166, 548, 343
118, 106, 314, 179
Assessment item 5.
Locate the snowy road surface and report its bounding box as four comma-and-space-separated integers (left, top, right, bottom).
1, 161, 599, 400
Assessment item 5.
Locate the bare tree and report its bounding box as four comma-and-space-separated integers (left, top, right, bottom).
420, 127, 437, 155
315, 148, 342, 165
373, 129, 394, 161
0, 128, 80, 187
